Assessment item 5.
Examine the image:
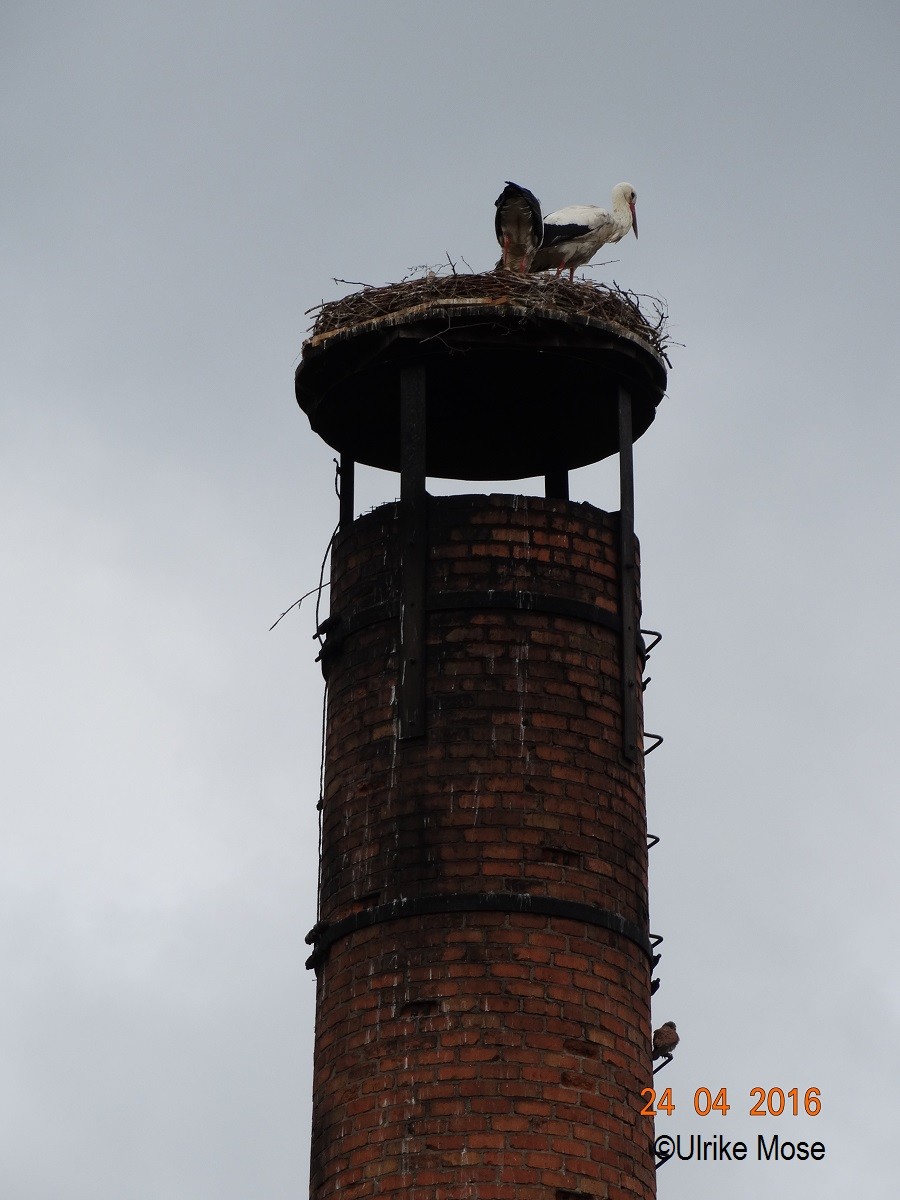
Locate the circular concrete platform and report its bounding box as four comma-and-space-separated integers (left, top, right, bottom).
295, 294, 667, 480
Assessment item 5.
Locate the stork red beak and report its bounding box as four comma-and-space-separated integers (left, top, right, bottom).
630, 201, 638, 239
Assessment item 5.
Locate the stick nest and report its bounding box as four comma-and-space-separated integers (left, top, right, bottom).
306, 267, 672, 366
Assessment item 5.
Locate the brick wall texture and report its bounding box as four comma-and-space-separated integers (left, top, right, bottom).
310, 494, 655, 1200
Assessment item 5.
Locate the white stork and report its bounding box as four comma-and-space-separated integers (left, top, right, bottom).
530, 182, 638, 281
494, 181, 543, 273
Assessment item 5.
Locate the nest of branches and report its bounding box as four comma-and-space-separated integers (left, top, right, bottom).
305, 266, 671, 366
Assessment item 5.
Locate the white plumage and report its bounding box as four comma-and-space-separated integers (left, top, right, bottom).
529, 182, 638, 281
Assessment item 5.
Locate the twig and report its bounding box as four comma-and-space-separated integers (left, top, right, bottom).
269, 583, 331, 632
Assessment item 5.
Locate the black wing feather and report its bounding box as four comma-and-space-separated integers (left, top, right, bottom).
494, 181, 543, 245
538, 221, 591, 248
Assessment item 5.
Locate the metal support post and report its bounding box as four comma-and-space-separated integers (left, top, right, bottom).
544, 468, 570, 500
398, 364, 428, 739
338, 454, 355, 529
617, 384, 639, 763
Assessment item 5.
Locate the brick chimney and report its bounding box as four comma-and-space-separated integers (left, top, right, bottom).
296, 278, 667, 1200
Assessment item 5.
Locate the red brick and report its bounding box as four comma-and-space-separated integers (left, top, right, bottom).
309, 496, 653, 1200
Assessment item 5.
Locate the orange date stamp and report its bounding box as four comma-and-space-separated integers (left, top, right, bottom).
641, 1086, 822, 1118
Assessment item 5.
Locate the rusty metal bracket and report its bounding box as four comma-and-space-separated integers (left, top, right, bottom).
644, 733, 664, 755
654, 1135, 675, 1168
640, 628, 662, 658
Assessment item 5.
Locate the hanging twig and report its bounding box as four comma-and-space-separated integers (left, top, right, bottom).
269, 583, 332, 632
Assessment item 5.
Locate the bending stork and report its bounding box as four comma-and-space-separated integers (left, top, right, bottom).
494, 181, 543, 273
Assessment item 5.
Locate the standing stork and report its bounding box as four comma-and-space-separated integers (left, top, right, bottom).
530, 182, 638, 281
494, 181, 543, 273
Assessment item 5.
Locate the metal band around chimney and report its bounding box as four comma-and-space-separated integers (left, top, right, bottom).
319, 590, 624, 652
304, 891, 652, 970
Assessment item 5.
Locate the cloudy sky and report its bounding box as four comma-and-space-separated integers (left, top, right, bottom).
2, 2, 897, 1197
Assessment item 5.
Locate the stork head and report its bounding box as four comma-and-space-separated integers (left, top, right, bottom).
613, 182, 638, 239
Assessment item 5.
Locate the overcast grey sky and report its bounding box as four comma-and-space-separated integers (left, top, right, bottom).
2, 2, 897, 1197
